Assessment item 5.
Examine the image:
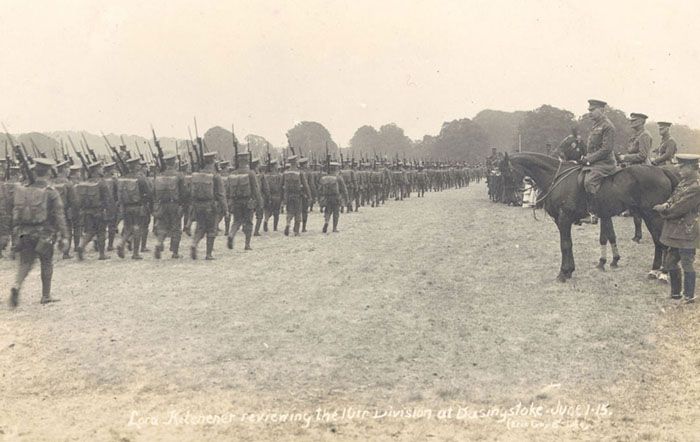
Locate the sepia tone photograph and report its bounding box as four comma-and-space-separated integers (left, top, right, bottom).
1, 0, 699, 440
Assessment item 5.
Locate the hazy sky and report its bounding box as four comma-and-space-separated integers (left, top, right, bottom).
1, 0, 699, 145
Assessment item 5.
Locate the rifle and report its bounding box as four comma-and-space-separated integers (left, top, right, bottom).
15, 143, 35, 184
102, 132, 128, 176
4, 143, 11, 181
286, 135, 295, 156
151, 125, 165, 172
194, 117, 204, 167
119, 135, 132, 159
266, 142, 272, 172
67, 136, 91, 177
232, 124, 239, 169
81, 133, 98, 162
30, 138, 46, 158
325, 141, 330, 174
146, 141, 158, 170
60, 139, 72, 164
134, 140, 145, 161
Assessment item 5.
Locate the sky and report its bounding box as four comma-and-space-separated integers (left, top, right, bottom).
1, 0, 699, 145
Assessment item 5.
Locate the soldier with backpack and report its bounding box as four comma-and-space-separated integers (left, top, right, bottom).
281, 155, 311, 236
51, 160, 78, 259
227, 152, 263, 251
115, 158, 152, 260
251, 158, 268, 237
319, 162, 349, 233
153, 155, 188, 259
75, 161, 117, 260
9, 158, 68, 308
263, 159, 283, 232
189, 152, 227, 259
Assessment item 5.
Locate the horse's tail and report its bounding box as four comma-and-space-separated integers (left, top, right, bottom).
660, 165, 680, 190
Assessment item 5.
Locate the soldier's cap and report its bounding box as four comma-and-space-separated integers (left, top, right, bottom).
629, 113, 648, 120
163, 154, 177, 162
250, 158, 260, 166
69, 165, 82, 172
218, 160, 230, 167
676, 154, 700, 167
56, 160, 70, 169
657, 121, 672, 128
329, 161, 340, 167
87, 161, 103, 169
203, 152, 217, 162
103, 162, 117, 170
587, 99, 607, 109
269, 159, 278, 166
140, 160, 148, 166
33, 157, 56, 171
287, 155, 298, 162
236, 152, 251, 159
126, 157, 141, 165
299, 157, 308, 164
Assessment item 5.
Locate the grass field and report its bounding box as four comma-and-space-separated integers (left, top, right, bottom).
1, 181, 698, 441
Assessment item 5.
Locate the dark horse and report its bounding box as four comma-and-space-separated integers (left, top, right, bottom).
502, 152, 678, 282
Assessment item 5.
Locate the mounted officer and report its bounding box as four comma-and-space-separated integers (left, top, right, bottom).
580, 99, 617, 214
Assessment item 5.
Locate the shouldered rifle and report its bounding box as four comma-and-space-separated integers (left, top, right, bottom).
4, 143, 11, 181
81, 133, 98, 162
134, 140, 145, 161
325, 141, 330, 174
266, 142, 271, 172
232, 124, 239, 169
194, 117, 204, 167
151, 125, 165, 172
68, 136, 91, 178
286, 135, 295, 156
102, 132, 128, 175
30, 138, 46, 158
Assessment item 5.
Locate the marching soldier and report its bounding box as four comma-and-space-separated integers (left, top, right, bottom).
651, 122, 678, 166
319, 162, 349, 233
218, 161, 232, 236
9, 158, 68, 308
102, 162, 119, 252
251, 158, 268, 236
281, 155, 311, 236
154, 155, 187, 259
340, 161, 357, 212
52, 160, 78, 259
227, 153, 263, 251
653, 153, 700, 303
263, 159, 283, 232
299, 157, 312, 232
115, 158, 152, 260
189, 152, 227, 259
75, 161, 116, 260
139, 163, 156, 252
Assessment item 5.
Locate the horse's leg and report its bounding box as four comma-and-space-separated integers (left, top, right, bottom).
640, 210, 665, 271
556, 214, 575, 282
606, 217, 621, 268
632, 215, 643, 242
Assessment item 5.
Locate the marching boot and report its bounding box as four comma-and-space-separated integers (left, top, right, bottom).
284, 224, 290, 236
9, 287, 19, 309
224, 217, 231, 236
98, 243, 110, 260
116, 238, 126, 259
263, 220, 269, 232
131, 236, 143, 260
322, 222, 328, 234
227, 234, 234, 249
273, 216, 279, 231
154, 243, 163, 259
244, 233, 252, 251
669, 269, 682, 300
683, 271, 696, 303
171, 238, 180, 258
205, 236, 215, 260
302, 220, 307, 233
40, 269, 59, 305
141, 230, 149, 252
190, 245, 197, 260
254, 218, 262, 236
332, 217, 339, 233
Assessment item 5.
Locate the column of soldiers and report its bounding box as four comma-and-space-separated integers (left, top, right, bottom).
1, 142, 476, 309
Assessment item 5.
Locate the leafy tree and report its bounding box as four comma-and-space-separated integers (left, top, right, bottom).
286, 121, 337, 157
517, 105, 577, 154
430, 118, 490, 162
473, 109, 526, 151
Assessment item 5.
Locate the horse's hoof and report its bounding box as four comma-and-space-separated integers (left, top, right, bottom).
632, 236, 641, 243
611, 256, 620, 268
556, 273, 567, 283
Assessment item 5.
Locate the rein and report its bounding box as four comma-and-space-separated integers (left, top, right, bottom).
534, 161, 582, 207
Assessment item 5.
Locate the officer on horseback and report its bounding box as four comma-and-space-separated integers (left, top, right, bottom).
580, 99, 617, 217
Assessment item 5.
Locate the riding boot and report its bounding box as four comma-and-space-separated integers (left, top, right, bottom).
205, 236, 215, 260
669, 269, 682, 300
683, 271, 696, 302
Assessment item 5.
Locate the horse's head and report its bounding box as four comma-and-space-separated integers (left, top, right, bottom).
499, 152, 527, 187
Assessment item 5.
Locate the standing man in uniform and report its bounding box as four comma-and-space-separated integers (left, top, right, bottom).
251, 158, 268, 236
263, 159, 283, 232
115, 157, 151, 260
9, 158, 68, 308
651, 122, 678, 166
654, 154, 700, 303
76, 161, 116, 260
52, 160, 78, 259
298, 157, 313, 232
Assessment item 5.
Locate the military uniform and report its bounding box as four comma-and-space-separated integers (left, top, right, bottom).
51, 161, 79, 258
263, 160, 283, 232
251, 159, 268, 236
9, 158, 68, 308
656, 154, 700, 302
319, 162, 349, 233
582, 100, 617, 195
620, 113, 652, 166
189, 152, 228, 260
115, 158, 152, 259
281, 156, 311, 236
76, 162, 117, 260
652, 122, 678, 166
154, 155, 187, 259
227, 153, 264, 251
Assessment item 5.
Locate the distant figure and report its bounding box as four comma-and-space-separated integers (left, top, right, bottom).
651, 122, 677, 166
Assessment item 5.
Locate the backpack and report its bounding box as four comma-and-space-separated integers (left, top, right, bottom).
53, 182, 68, 206
155, 176, 179, 202
118, 178, 141, 205
266, 174, 282, 195
228, 173, 251, 199
13, 186, 49, 225
320, 176, 339, 197
76, 181, 102, 210
191, 172, 214, 201
284, 171, 302, 195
